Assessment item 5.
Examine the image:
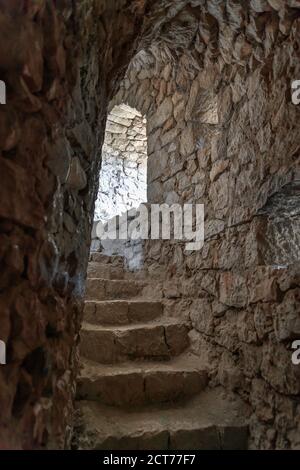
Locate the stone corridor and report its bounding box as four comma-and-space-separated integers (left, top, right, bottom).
0, 0, 299, 451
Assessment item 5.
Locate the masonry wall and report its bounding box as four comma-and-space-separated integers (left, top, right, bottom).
0, 0, 147, 449
0, 0, 300, 451
112, 1, 300, 449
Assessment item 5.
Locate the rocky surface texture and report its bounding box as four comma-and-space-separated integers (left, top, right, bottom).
0, 0, 149, 449
94, 104, 147, 222
0, 0, 300, 450
73, 253, 248, 450
107, 0, 300, 450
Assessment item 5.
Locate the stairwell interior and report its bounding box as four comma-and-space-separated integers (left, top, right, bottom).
72, 97, 249, 449
73, 252, 248, 450
0, 0, 299, 451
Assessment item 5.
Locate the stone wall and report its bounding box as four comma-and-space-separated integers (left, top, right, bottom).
0, 0, 300, 450
94, 104, 147, 222
110, 0, 300, 449
0, 0, 148, 449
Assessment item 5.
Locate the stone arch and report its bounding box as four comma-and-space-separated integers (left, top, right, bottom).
90, 102, 148, 269
94, 103, 147, 223
108, 52, 180, 206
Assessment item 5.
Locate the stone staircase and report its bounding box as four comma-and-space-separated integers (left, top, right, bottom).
72, 253, 248, 450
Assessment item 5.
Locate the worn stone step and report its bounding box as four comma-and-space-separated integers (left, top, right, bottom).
80, 320, 190, 364
89, 252, 124, 267
72, 388, 249, 450
77, 355, 207, 406
85, 278, 146, 301
84, 300, 163, 326
87, 262, 147, 281
87, 262, 125, 280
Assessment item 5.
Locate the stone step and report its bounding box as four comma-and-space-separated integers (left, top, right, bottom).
84, 300, 163, 326
87, 262, 147, 281
87, 262, 125, 280
80, 320, 190, 364
77, 355, 207, 406
72, 388, 249, 450
85, 278, 146, 301
89, 252, 124, 267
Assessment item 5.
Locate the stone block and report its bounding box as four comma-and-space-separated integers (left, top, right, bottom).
219, 272, 248, 308
66, 157, 87, 190
0, 158, 44, 229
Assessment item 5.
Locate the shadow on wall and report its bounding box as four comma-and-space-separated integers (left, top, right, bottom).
256, 181, 300, 267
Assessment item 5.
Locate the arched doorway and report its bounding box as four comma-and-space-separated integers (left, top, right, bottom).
94, 103, 147, 223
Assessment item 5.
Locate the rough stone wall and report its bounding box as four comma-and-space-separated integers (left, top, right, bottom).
0, 0, 149, 449
1, 0, 300, 451
94, 104, 147, 222
111, 1, 300, 449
